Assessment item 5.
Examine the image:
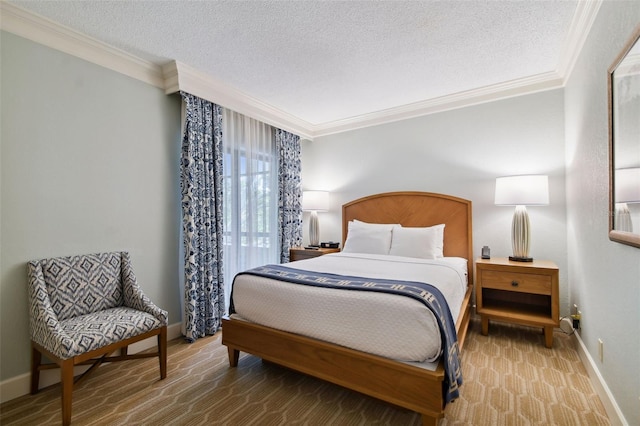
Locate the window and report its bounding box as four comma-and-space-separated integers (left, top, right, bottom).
222, 109, 278, 310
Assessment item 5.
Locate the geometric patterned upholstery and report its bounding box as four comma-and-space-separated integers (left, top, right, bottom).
60, 307, 164, 355
27, 251, 168, 359
41, 252, 123, 321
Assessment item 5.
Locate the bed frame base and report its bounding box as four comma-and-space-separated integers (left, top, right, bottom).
223, 316, 448, 425
222, 285, 471, 426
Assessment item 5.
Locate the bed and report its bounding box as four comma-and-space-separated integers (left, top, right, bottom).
222, 191, 473, 426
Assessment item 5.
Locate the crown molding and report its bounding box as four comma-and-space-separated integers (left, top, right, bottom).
556, 0, 603, 83
0, 2, 164, 87
312, 0, 603, 138
311, 72, 564, 137
164, 62, 563, 139
1, 1, 601, 140
163, 61, 316, 140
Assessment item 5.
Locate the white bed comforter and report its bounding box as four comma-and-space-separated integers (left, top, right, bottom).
230, 252, 468, 363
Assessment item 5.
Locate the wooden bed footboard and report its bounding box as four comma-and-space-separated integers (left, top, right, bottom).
223, 317, 443, 425
221, 284, 472, 426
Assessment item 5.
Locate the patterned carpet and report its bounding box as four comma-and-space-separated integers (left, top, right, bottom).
1, 319, 610, 425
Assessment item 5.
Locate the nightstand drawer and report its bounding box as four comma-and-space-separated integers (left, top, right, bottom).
480, 270, 551, 295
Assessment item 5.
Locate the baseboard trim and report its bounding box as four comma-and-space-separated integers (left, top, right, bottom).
572, 331, 628, 425
0, 322, 183, 404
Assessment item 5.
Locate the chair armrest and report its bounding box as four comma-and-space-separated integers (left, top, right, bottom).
27, 262, 79, 359
121, 252, 168, 325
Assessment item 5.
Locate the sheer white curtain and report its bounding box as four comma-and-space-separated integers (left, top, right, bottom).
222, 109, 278, 310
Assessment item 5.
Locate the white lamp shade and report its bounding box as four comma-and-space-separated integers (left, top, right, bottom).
302, 191, 329, 212
495, 175, 549, 206
615, 168, 640, 203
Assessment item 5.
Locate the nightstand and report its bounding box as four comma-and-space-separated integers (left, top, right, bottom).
289, 247, 340, 261
475, 257, 559, 348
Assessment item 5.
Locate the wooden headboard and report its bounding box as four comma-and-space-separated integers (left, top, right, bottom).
342, 191, 473, 283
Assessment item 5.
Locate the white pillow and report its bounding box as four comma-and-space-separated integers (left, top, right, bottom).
342, 226, 394, 255
389, 224, 445, 259
349, 219, 399, 231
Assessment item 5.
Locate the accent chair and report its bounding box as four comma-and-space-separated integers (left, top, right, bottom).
27, 251, 167, 425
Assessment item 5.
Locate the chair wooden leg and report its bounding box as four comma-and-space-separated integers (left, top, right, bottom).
61, 359, 74, 426
158, 326, 167, 379
30, 344, 41, 394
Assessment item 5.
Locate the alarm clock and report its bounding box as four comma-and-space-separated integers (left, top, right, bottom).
481, 246, 490, 259
320, 241, 340, 249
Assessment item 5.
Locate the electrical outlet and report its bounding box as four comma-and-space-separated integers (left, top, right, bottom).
598, 339, 604, 362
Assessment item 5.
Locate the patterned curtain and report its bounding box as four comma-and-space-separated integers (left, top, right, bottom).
179, 92, 225, 341
276, 129, 303, 262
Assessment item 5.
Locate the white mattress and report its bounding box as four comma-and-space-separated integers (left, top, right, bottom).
230, 252, 468, 363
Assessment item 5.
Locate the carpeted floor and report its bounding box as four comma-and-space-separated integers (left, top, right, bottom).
1, 319, 610, 425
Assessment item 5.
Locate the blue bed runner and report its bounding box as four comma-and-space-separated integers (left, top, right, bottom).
231, 264, 462, 405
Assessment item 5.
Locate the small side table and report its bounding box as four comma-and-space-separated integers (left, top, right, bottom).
289, 247, 340, 262
475, 257, 559, 348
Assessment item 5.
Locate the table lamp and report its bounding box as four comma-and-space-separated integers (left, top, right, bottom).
495, 175, 549, 262
302, 191, 329, 247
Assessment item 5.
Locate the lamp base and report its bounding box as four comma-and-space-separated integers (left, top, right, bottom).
509, 256, 533, 262
614, 203, 633, 232
511, 205, 532, 262
309, 211, 320, 247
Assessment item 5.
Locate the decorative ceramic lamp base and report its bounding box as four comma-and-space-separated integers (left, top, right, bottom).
309, 211, 320, 247
614, 203, 633, 232
510, 205, 533, 262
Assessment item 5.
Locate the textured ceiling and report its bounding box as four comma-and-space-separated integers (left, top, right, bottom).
10, 0, 578, 126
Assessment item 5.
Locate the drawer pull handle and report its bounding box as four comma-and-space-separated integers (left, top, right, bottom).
511, 281, 519, 287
